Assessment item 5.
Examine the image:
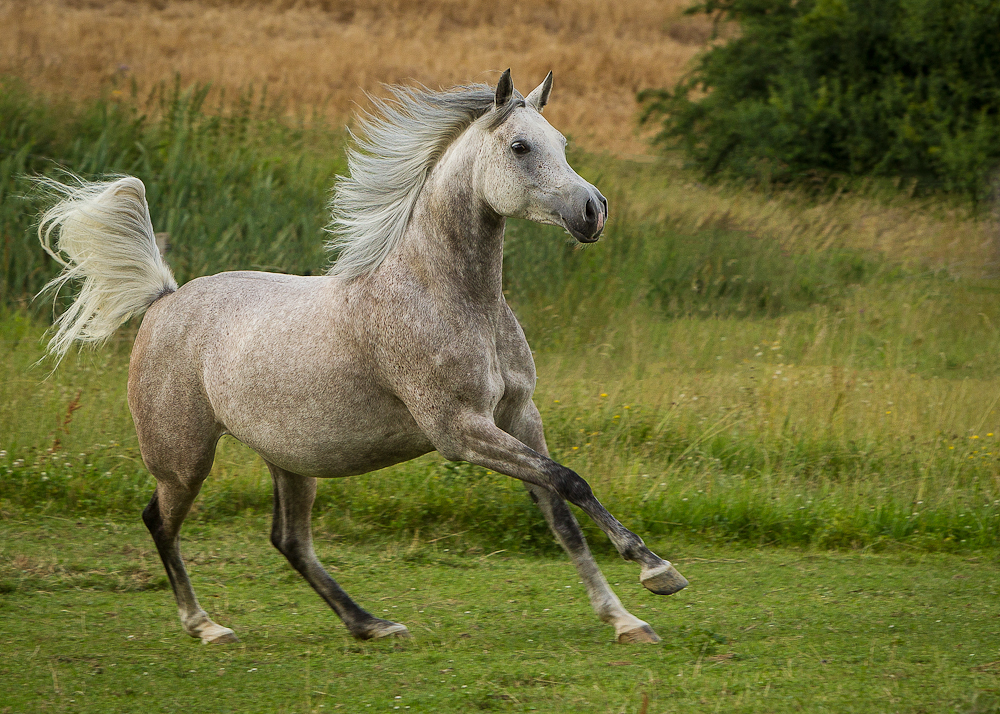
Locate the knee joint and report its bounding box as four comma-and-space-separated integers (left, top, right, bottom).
549, 464, 594, 504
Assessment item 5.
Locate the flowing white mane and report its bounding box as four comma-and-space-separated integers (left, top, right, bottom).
326, 83, 522, 279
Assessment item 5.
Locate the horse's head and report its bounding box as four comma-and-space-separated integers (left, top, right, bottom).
477, 70, 608, 243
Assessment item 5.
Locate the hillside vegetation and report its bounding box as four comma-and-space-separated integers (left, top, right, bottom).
3, 9, 999, 714
2, 81, 999, 552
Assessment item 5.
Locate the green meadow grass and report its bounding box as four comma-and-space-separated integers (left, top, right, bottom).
4, 74, 1000, 714
0, 76, 341, 308
1, 517, 998, 714
5, 276, 1000, 553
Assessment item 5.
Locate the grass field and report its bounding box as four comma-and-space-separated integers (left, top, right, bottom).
3, 80, 1000, 554
4, 6, 1000, 711
2, 518, 999, 713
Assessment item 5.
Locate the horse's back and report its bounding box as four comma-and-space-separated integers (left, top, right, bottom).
130, 270, 346, 389
129, 270, 432, 477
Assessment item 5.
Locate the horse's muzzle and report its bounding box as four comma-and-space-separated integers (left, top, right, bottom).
564, 186, 609, 243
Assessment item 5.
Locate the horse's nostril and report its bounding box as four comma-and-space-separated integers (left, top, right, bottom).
584, 197, 598, 224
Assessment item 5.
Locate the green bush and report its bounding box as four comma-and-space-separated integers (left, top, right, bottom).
640, 0, 1000, 199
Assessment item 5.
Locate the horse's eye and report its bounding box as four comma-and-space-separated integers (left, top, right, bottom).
511, 141, 531, 156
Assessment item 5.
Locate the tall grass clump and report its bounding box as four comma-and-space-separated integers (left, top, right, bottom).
0, 76, 343, 308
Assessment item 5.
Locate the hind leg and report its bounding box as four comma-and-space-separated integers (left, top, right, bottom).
267, 462, 408, 640
142, 478, 237, 644
130, 368, 234, 644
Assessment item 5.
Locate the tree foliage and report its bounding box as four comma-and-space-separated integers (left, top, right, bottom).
641, 0, 1000, 198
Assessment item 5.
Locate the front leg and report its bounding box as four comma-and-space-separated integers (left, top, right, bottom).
435, 412, 688, 597
524, 483, 662, 643
509, 404, 676, 642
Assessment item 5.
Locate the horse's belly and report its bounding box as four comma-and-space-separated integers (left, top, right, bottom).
214, 383, 434, 478
255, 429, 435, 478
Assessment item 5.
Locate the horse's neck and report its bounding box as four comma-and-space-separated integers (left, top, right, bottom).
399, 145, 506, 308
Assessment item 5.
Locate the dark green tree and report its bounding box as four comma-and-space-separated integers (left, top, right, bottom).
641, 0, 1000, 199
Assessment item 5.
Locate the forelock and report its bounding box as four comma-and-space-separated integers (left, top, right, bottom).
483, 92, 526, 132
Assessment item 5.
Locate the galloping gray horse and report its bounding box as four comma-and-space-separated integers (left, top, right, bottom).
38, 70, 687, 645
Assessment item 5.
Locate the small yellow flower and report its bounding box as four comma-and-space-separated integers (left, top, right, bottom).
600, 393, 608, 398
572, 446, 579, 450
886, 411, 892, 415
989, 433, 994, 437
554, 399, 560, 403
613, 415, 620, 419
972, 435, 980, 439
949, 446, 955, 450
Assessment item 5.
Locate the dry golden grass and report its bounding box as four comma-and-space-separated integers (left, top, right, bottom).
1, 0, 715, 155
4, 0, 995, 270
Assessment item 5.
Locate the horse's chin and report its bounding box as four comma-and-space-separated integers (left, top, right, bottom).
565, 226, 602, 244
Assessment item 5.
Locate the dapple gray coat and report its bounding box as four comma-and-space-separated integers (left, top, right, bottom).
38, 71, 687, 645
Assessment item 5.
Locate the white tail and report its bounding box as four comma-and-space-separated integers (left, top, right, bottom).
36, 176, 177, 360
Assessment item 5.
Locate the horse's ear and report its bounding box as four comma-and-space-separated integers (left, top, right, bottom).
526, 72, 553, 112
495, 69, 513, 109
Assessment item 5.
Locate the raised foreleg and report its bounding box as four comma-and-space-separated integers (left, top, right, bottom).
437, 414, 688, 597
509, 405, 666, 642
266, 462, 409, 640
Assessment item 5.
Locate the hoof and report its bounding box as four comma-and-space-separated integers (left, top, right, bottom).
372, 622, 411, 640
201, 627, 239, 645
640, 563, 689, 595
617, 624, 662, 644
355, 618, 411, 640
